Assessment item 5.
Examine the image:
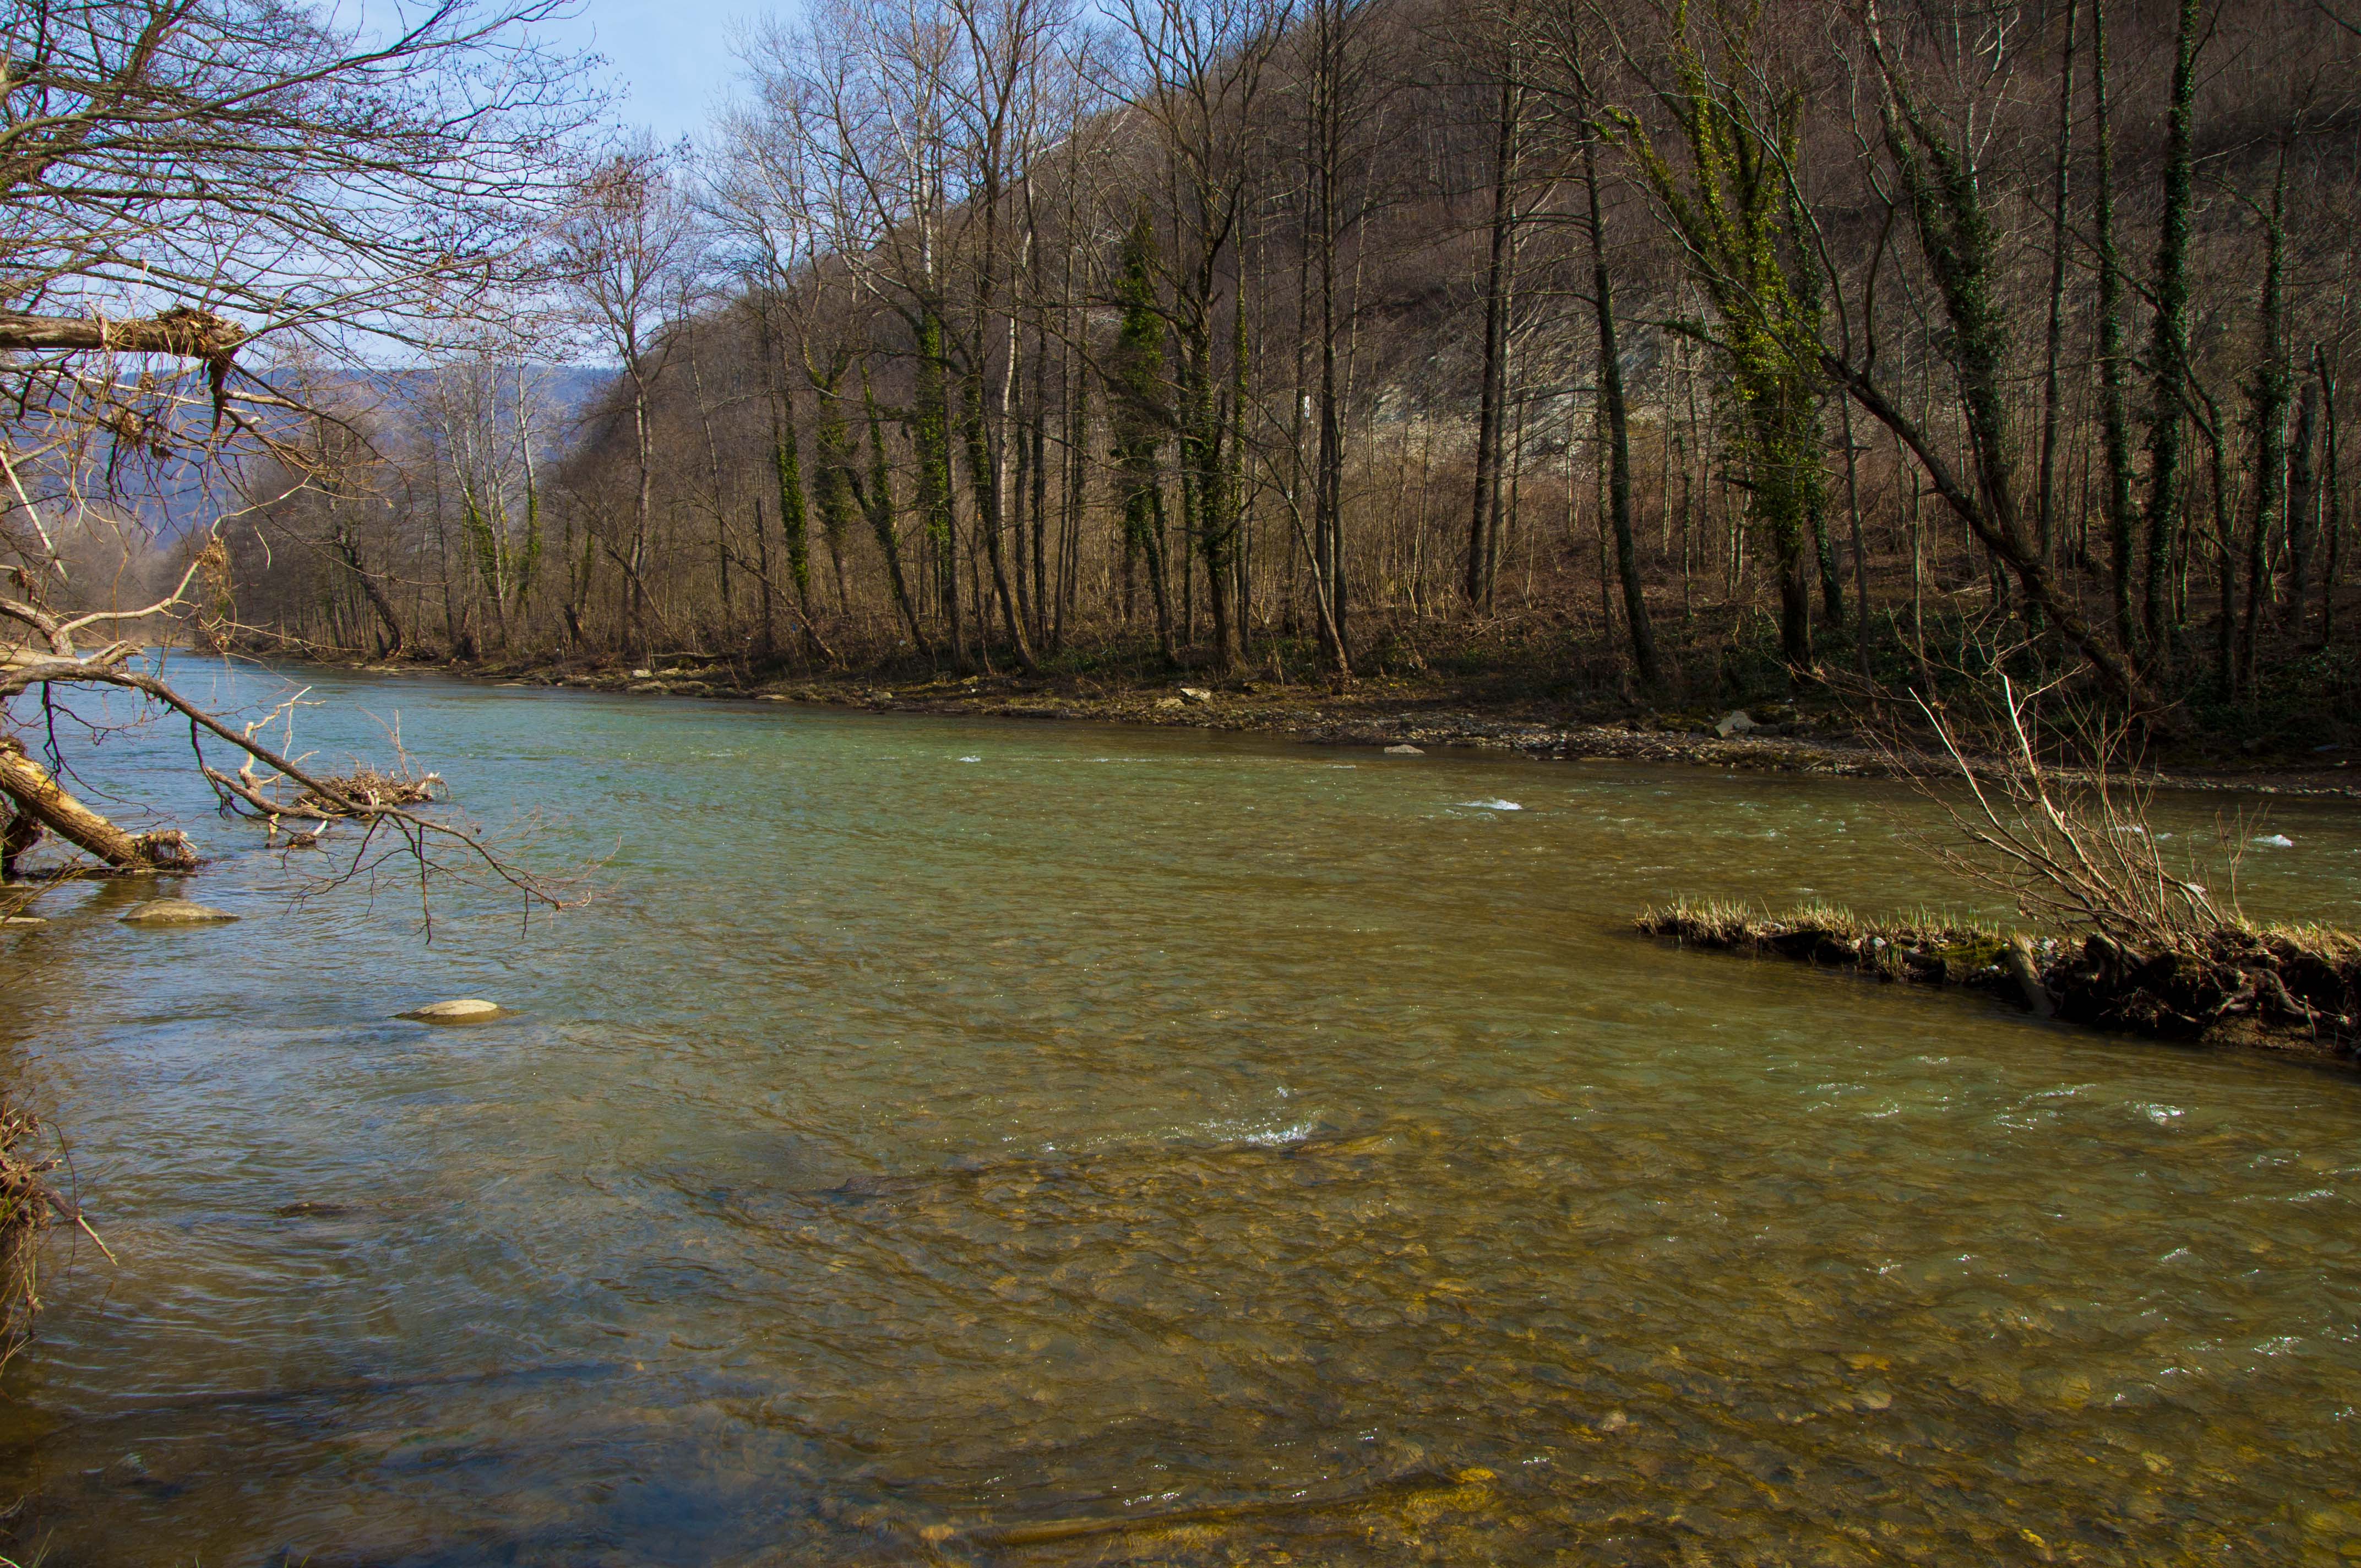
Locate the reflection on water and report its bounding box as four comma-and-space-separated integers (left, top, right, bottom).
3, 663, 2361, 1565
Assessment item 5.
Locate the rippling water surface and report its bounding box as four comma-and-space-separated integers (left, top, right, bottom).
4, 662, 2361, 1565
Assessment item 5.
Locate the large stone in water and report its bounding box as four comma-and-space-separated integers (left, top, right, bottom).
1384, 743, 1424, 755
120, 899, 237, 925
399, 998, 504, 1022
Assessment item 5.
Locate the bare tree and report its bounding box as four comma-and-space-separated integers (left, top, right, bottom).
556, 140, 706, 659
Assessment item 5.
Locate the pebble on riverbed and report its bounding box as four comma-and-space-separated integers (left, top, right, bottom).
398, 998, 507, 1022
119, 899, 238, 925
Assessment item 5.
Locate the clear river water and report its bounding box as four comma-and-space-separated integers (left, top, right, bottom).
4, 661, 2361, 1566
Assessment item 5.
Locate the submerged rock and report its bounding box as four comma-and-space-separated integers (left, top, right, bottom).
398, 998, 505, 1022
119, 899, 237, 925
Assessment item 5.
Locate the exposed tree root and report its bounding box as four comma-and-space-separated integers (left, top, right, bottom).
1636, 899, 2361, 1058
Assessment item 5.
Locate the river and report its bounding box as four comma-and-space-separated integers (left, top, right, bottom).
3, 661, 2361, 1565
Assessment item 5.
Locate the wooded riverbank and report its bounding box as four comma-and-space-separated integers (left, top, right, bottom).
274, 648, 2361, 801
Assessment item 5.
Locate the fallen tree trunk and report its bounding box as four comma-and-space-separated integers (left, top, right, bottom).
0, 736, 195, 872
1819, 354, 2150, 712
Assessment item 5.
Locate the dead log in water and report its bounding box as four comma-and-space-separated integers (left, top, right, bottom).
0, 736, 197, 873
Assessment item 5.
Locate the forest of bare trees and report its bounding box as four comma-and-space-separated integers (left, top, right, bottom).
211, 0, 2361, 735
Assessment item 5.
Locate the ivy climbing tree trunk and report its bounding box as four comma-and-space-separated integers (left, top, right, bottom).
1582, 134, 1660, 689
1845, 13, 2151, 710
1619, 7, 1826, 669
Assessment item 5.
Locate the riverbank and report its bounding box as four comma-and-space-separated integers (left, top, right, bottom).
290, 650, 2361, 798
1637, 899, 2361, 1064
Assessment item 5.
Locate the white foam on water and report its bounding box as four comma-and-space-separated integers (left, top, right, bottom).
958, 755, 982, 763
2254, 833, 2295, 847
1178, 1114, 1324, 1150
1457, 798, 1522, 811
1239, 1119, 1320, 1147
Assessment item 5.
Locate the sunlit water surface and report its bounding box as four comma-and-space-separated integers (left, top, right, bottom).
4, 661, 2361, 1565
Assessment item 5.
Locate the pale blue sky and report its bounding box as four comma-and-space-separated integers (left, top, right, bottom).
528, 0, 789, 143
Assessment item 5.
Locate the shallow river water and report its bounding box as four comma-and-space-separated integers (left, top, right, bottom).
4, 662, 2361, 1566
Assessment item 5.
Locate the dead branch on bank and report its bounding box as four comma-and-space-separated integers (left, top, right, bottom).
21, 663, 577, 930
1903, 676, 2356, 1046
1642, 671, 2361, 1054
197, 698, 446, 826
1908, 673, 2243, 952
2, 558, 579, 924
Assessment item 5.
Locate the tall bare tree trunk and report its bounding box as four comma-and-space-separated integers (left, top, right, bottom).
2140, 0, 2202, 650
1466, 59, 1520, 606
627, 363, 655, 657
2091, 0, 2137, 656
2318, 352, 2343, 645
2036, 0, 2080, 558
2287, 363, 2321, 635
